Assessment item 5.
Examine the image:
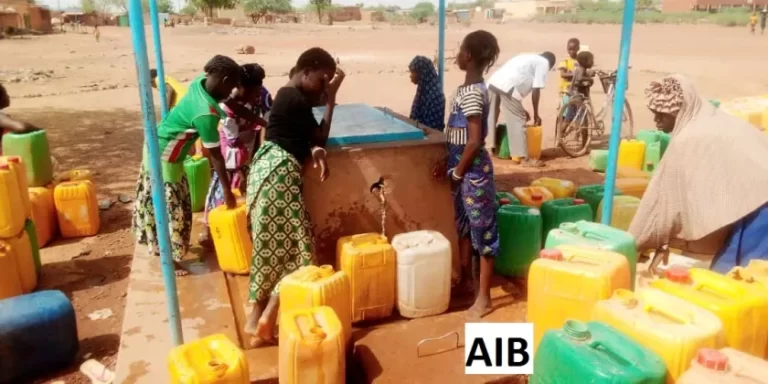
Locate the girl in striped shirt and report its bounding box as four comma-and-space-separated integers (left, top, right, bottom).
434, 30, 501, 319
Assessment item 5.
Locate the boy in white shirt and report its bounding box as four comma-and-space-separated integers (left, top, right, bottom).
486, 52, 556, 167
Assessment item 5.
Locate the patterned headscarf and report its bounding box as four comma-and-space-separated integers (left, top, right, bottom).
645, 76, 684, 115
409, 56, 445, 131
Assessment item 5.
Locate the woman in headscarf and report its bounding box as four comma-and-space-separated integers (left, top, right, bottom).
630, 75, 768, 274
409, 55, 446, 131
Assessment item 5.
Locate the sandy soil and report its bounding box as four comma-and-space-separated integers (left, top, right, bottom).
1, 20, 766, 383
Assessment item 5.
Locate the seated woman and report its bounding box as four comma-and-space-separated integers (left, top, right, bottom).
408, 55, 445, 131
630, 75, 768, 274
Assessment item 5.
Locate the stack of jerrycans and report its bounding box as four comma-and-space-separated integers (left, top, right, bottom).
279, 265, 351, 384
0, 157, 38, 300
651, 267, 768, 358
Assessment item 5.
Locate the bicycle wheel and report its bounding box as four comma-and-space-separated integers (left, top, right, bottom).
557, 98, 594, 157
622, 100, 634, 138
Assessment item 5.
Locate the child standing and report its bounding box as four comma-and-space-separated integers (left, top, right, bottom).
557, 38, 580, 107
751, 12, 758, 34
434, 30, 500, 319
199, 63, 269, 248
563, 51, 595, 122
132, 55, 240, 276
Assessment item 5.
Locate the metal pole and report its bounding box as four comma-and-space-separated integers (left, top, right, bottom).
127, 0, 184, 346
600, 0, 636, 226
148, 0, 169, 118
437, 0, 446, 90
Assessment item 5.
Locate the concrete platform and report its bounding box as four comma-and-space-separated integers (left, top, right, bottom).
115, 236, 534, 384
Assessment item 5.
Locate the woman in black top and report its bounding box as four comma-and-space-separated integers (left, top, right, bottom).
243, 47, 345, 346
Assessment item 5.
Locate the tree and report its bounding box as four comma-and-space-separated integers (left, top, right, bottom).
101, 0, 172, 13
243, 0, 292, 23
191, 0, 237, 17
409, 1, 435, 23
180, 3, 198, 15
81, 0, 97, 12
310, 0, 331, 24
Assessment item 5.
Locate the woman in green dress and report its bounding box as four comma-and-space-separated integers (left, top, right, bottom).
244, 47, 345, 346
132, 55, 240, 275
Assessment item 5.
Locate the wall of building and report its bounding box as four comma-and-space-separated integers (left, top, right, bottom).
0, 11, 21, 29
0, 0, 52, 31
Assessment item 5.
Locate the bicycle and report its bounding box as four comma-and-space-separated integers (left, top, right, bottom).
555, 69, 635, 157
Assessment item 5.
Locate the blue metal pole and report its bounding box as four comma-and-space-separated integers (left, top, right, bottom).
437, 0, 446, 90
127, 0, 184, 346
600, 0, 636, 226
148, 0, 169, 118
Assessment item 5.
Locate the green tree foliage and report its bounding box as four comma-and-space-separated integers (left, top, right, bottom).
191, 0, 237, 17
244, 0, 292, 23
101, 0, 172, 13
409, 1, 435, 22
310, 0, 331, 24
81, 0, 97, 13
180, 3, 198, 15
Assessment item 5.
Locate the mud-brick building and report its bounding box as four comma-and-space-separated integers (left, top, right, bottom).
662, 0, 768, 12
0, 0, 52, 32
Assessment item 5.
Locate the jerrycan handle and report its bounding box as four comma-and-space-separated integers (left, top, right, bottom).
691, 275, 746, 299
206, 348, 229, 378
302, 311, 328, 343
643, 303, 692, 325
349, 233, 387, 247
588, 340, 631, 367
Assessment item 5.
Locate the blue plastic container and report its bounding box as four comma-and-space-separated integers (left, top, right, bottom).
0, 290, 78, 384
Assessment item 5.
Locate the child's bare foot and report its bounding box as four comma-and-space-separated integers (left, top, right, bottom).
174, 261, 189, 276
248, 318, 276, 348
467, 295, 493, 320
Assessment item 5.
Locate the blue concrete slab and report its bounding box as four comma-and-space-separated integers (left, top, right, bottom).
315, 103, 425, 146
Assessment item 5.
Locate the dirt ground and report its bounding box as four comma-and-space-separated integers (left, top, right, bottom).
1, 20, 766, 383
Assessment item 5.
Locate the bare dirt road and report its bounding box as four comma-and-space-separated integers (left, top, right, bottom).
2, 20, 765, 383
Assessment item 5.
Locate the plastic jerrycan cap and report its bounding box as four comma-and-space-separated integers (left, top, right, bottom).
499, 198, 511, 206
531, 194, 543, 201
573, 198, 585, 205
6, 156, 20, 164
308, 325, 328, 343
540, 249, 563, 261
696, 348, 729, 372
560, 222, 579, 234
207, 359, 229, 378
665, 265, 691, 283
0, 164, 9, 170
563, 320, 591, 341
614, 289, 639, 308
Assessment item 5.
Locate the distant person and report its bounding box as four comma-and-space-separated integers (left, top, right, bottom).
243, 48, 345, 347
408, 55, 446, 131
485, 51, 556, 167
149, 68, 187, 111
94, 25, 100, 43
199, 63, 269, 249
750, 12, 758, 34
133, 55, 241, 276
557, 38, 580, 107
0, 83, 42, 155
433, 30, 500, 319
563, 51, 596, 122
761, 8, 767, 34
632, 75, 768, 274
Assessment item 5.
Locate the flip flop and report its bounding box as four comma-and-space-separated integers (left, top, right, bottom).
80, 359, 115, 384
